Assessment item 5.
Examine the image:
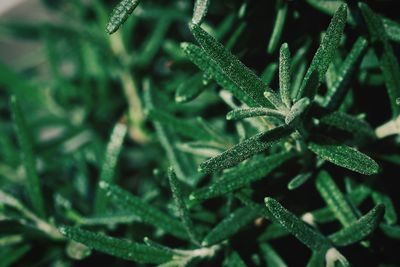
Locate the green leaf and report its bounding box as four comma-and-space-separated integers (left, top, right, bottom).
95, 121, 128, 213
318, 111, 375, 140
264, 197, 331, 251
308, 136, 379, 175
106, 0, 140, 34
191, 152, 294, 205
279, 43, 292, 108
359, 3, 400, 117
305, 0, 354, 25
181, 42, 256, 106
99, 181, 188, 240
306, 250, 325, 267
323, 37, 368, 110
328, 204, 385, 246
175, 73, 209, 103
315, 171, 357, 227
287, 173, 312, 190
192, 0, 210, 25
380, 223, 400, 239
226, 107, 285, 120
135, 17, 172, 67
297, 4, 347, 99
223, 251, 247, 267
144, 79, 198, 186
267, 0, 288, 54
168, 167, 200, 245
199, 126, 293, 172
371, 191, 397, 225
285, 97, 311, 126
79, 213, 140, 226
11, 95, 45, 217
189, 23, 283, 109
147, 109, 213, 141
382, 17, 400, 43
309, 184, 371, 224
261, 62, 278, 85
202, 206, 260, 246
258, 223, 289, 242
60, 227, 173, 264
260, 243, 287, 267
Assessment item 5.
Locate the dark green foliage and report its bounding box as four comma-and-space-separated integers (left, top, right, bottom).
10, 96, 45, 217
1, 1, 399, 266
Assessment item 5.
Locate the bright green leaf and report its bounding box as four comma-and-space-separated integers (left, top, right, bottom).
106, 0, 140, 34
60, 227, 173, 264
328, 204, 385, 246
199, 126, 293, 172
297, 4, 347, 99
264, 197, 331, 251
315, 171, 357, 227
99, 181, 188, 240
189, 23, 283, 109
308, 136, 379, 175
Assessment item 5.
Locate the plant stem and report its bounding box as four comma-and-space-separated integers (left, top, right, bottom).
109, 32, 149, 144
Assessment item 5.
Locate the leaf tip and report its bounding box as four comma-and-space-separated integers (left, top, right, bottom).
99, 181, 109, 190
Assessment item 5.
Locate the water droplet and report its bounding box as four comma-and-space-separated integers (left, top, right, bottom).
396, 98, 400, 105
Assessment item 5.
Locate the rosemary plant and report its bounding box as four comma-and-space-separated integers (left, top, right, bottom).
0, 0, 399, 266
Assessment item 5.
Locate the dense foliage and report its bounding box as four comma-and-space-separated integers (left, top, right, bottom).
1, 0, 400, 266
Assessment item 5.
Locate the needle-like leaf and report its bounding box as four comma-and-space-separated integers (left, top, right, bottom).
202, 206, 260, 246
192, 0, 210, 25
175, 73, 209, 103
285, 97, 311, 126
226, 107, 285, 120
287, 173, 312, 190
11, 95, 45, 217
99, 181, 188, 240
59, 227, 173, 264
168, 167, 200, 245
260, 243, 288, 267
297, 4, 347, 99
382, 17, 400, 43
308, 136, 379, 175
380, 224, 400, 239
267, 0, 288, 54
318, 111, 376, 140
189, 23, 283, 109
106, 0, 141, 34
371, 191, 397, 225
359, 3, 400, 117
190, 152, 294, 205
315, 171, 357, 227
181, 42, 256, 106
279, 43, 292, 108
199, 126, 293, 172
95, 121, 128, 213
328, 204, 385, 246
144, 79, 198, 186
323, 37, 368, 110
264, 197, 331, 251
